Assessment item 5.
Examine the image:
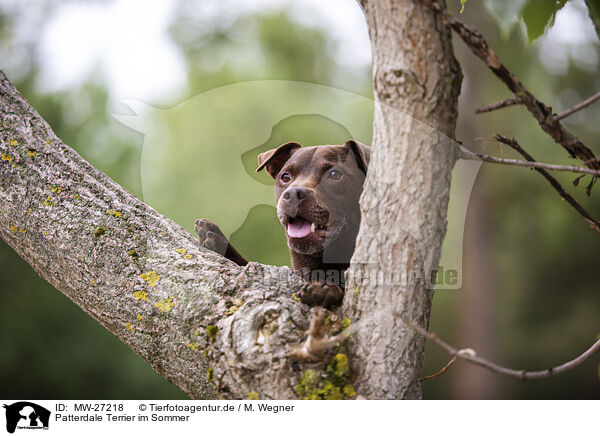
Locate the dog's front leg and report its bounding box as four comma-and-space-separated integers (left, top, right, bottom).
194, 218, 248, 266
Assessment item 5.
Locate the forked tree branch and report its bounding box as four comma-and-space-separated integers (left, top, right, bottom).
494, 134, 600, 234
459, 145, 600, 177
421, 0, 600, 179
400, 315, 600, 381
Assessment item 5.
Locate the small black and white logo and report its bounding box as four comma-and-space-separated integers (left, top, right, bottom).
3, 402, 50, 434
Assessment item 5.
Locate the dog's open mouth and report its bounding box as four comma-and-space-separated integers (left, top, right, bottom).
287, 217, 327, 238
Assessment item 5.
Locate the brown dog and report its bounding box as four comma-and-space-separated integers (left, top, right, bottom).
195, 139, 370, 308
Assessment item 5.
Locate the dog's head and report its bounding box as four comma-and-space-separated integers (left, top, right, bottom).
256, 140, 370, 258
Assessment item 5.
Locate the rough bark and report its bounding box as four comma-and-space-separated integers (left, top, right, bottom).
344, 0, 462, 399
0, 70, 311, 400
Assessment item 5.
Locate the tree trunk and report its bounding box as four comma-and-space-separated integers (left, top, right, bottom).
344, 0, 462, 399
1, 0, 461, 401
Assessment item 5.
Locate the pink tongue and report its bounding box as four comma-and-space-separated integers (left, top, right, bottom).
287, 219, 312, 238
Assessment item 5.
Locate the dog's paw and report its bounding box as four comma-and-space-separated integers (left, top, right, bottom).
194, 218, 229, 255
299, 281, 344, 309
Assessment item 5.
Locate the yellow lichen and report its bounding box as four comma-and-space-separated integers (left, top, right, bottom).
42, 196, 57, 207
140, 270, 159, 287
187, 343, 199, 351
174, 248, 193, 259
8, 140, 18, 146
292, 293, 300, 302
26, 208, 32, 215
206, 325, 218, 343
49, 186, 62, 193
327, 353, 349, 378
1, 152, 13, 162
91, 279, 97, 287
133, 290, 148, 301
19, 228, 26, 233
340, 318, 351, 331
155, 296, 174, 312
107, 209, 122, 218
137, 314, 142, 323
294, 353, 355, 400
248, 392, 259, 400
27, 150, 35, 158
9, 225, 17, 233
354, 288, 360, 295
125, 322, 133, 332
343, 385, 356, 398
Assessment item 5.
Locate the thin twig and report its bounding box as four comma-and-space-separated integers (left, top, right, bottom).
552, 91, 600, 122
421, 356, 457, 381
476, 96, 522, 114
421, 0, 600, 180
494, 135, 600, 235
400, 314, 600, 381
459, 145, 600, 177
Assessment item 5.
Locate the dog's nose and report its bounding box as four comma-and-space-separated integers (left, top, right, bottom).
281, 187, 307, 211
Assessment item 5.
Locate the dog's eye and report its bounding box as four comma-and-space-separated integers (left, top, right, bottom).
280, 172, 291, 183
328, 169, 342, 180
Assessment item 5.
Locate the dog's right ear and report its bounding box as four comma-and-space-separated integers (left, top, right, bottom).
343, 139, 371, 174
256, 141, 301, 179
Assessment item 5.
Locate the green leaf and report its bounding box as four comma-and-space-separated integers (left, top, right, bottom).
584, 0, 600, 39
460, 0, 468, 14
521, 0, 567, 41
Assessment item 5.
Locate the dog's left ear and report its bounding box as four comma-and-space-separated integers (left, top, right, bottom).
344, 139, 371, 174
256, 141, 301, 179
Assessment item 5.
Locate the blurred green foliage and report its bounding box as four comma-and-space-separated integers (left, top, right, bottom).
0, 0, 599, 399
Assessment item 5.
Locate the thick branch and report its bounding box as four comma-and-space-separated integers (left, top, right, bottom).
0, 70, 314, 400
